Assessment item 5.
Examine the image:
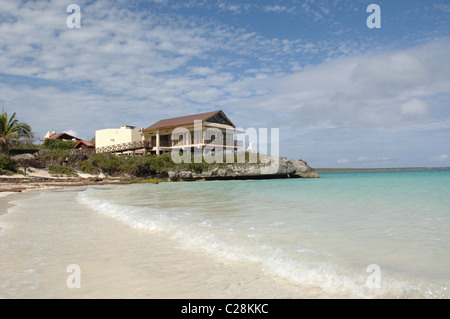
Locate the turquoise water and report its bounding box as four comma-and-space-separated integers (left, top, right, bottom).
78, 169, 450, 298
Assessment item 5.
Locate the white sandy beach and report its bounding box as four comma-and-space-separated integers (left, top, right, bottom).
0, 184, 322, 299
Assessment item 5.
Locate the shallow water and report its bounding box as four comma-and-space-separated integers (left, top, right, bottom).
0, 189, 316, 298
79, 169, 450, 298
1, 169, 449, 298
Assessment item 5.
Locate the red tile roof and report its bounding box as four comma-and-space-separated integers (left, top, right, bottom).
50, 132, 82, 141
74, 140, 94, 148
141, 110, 235, 131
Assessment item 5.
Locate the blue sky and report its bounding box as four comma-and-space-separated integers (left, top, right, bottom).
0, 0, 449, 168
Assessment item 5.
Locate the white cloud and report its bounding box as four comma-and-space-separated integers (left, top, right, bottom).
189, 67, 216, 76
434, 3, 450, 13
1, 1, 449, 168
217, 1, 251, 14
233, 38, 450, 131
331, 156, 392, 167
0, 0, 281, 125
300, 0, 340, 22
0, 0, 311, 109
0, 1, 236, 94
433, 154, 449, 161
65, 130, 78, 138
400, 99, 429, 119
263, 6, 295, 14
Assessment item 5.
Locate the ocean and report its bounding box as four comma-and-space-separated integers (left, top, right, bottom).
1, 169, 449, 298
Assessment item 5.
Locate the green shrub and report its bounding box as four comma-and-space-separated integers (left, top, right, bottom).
9, 141, 40, 151
149, 153, 176, 174
77, 160, 100, 174
0, 155, 19, 174
0, 168, 16, 175
42, 139, 77, 150
48, 165, 78, 177
96, 154, 126, 175
121, 177, 165, 184
38, 141, 74, 164
78, 154, 126, 176
77, 153, 178, 177
76, 152, 259, 178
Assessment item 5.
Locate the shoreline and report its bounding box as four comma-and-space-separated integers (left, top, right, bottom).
0, 176, 126, 194
0, 180, 324, 299
316, 166, 450, 172
2, 170, 448, 298
0, 170, 128, 231
0, 191, 22, 218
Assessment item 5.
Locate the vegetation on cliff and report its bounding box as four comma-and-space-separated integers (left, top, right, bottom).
77, 153, 235, 177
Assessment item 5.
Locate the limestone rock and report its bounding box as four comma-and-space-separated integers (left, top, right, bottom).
167, 157, 318, 181
98, 172, 106, 179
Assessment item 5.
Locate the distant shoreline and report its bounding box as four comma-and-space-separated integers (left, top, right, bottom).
1, 166, 448, 194
315, 167, 450, 172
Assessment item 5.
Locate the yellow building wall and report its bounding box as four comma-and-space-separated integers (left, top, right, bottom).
95, 126, 142, 149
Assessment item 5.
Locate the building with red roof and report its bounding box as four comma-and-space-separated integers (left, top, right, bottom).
95, 110, 243, 155
140, 110, 243, 155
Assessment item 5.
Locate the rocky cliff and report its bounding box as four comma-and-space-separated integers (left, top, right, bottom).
168, 157, 319, 181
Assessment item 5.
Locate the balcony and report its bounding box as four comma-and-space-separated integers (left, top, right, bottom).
153, 139, 243, 149
96, 138, 244, 155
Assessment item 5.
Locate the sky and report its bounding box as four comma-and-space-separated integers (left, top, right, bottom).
0, 0, 449, 168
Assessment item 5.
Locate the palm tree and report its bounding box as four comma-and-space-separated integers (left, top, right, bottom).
0, 112, 33, 154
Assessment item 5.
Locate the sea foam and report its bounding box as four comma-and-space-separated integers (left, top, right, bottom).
76, 181, 449, 299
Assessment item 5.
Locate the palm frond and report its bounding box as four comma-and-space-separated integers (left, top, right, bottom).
0, 112, 33, 153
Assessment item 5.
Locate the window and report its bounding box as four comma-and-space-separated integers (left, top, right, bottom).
206, 113, 233, 126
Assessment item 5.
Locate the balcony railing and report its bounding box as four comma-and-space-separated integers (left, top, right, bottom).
97, 139, 244, 154
96, 141, 150, 154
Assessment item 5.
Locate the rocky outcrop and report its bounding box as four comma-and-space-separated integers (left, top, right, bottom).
168, 157, 319, 181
